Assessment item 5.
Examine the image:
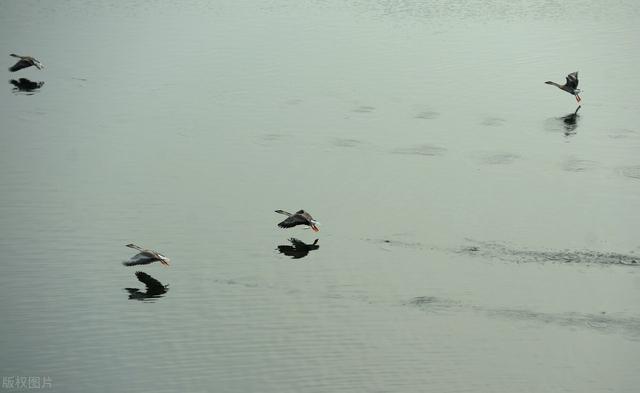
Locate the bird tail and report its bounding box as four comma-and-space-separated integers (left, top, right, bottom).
275, 210, 293, 217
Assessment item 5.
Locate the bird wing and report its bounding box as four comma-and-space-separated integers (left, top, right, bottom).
122, 254, 157, 266
126, 243, 145, 251
278, 214, 308, 228
565, 72, 579, 89
275, 210, 293, 217
9, 59, 32, 72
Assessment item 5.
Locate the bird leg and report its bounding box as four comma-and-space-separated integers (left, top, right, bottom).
575, 95, 581, 103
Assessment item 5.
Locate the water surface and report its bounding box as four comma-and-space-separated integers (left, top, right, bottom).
1, 1, 639, 392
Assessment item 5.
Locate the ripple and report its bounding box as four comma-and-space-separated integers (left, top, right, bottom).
617, 165, 640, 180
562, 158, 599, 172
353, 105, 375, 113
415, 110, 440, 120
332, 138, 363, 148
480, 117, 505, 127
477, 152, 520, 165
458, 239, 640, 266
608, 128, 638, 139
391, 144, 447, 156
405, 296, 640, 338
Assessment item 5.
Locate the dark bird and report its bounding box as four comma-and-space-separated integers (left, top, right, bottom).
277, 238, 319, 259
123, 243, 170, 266
125, 271, 169, 301
545, 71, 581, 103
10, 78, 44, 92
275, 210, 320, 232
9, 54, 44, 72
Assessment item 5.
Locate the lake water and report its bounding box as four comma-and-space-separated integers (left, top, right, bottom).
1, 1, 639, 392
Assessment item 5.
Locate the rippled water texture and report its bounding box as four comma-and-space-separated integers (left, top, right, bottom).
1, 1, 639, 392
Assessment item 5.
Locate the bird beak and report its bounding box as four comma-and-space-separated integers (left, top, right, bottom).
311, 225, 319, 232
161, 260, 170, 266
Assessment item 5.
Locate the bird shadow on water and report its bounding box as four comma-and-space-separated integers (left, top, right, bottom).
125, 271, 169, 302
277, 238, 319, 259
9, 78, 44, 95
546, 106, 581, 137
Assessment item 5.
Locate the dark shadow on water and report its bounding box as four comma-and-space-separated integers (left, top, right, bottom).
10, 78, 44, 95
277, 238, 319, 259
546, 106, 581, 136
125, 271, 169, 301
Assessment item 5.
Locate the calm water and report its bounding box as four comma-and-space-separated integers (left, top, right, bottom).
1, 1, 640, 392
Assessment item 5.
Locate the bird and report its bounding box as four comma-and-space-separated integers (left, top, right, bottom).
125, 271, 169, 301
277, 238, 319, 259
275, 210, 320, 232
545, 71, 581, 103
8, 54, 44, 72
123, 243, 170, 266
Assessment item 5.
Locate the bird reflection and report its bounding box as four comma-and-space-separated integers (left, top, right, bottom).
560, 105, 581, 136
277, 238, 319, 259
10, 78, 44, 94
125, 271, 169, 301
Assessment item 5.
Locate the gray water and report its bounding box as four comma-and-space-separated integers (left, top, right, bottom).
1, 1, 640, 392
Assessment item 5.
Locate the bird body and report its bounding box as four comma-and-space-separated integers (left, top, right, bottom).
275, 210, 320, 232
124, 243, 170, 266
545, 71, 581, 103
9, 54, 44, 72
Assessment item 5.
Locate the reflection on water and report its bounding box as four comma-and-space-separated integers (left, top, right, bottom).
9, 78, 44, 94
561, 105, 581, 135
277, 238, 319, 259
546, 106, 581, 136
125, 271, 169, 301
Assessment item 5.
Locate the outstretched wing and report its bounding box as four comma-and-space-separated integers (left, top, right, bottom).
9, 59, 32, 72
278, 214, 308, 228
565, 72, 579, 89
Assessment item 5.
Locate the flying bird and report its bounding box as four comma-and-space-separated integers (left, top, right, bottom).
123, 243, 170, 266
275, 210, 320, 232
545, 71, 581, 103
9, 54, 44, 72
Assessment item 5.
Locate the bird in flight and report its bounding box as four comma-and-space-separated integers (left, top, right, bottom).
123, 243, 170, 266
9, 53, 44, 72
545, 71, 581, 103
275, 210, 320, 232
